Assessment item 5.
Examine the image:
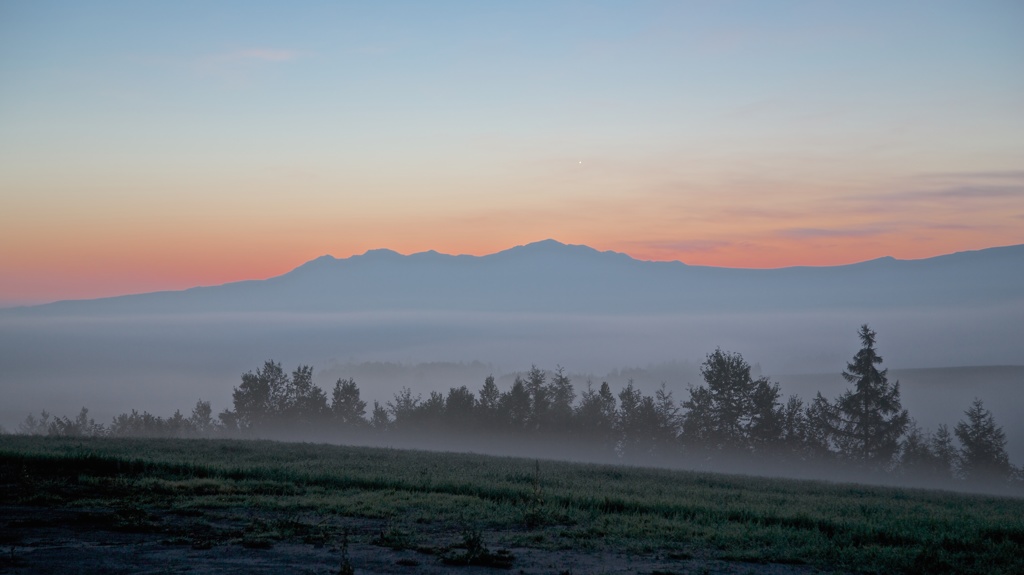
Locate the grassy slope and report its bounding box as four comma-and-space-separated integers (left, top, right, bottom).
2, 436, 1023, 574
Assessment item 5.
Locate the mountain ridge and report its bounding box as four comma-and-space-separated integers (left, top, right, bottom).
5, 240, 1024, 315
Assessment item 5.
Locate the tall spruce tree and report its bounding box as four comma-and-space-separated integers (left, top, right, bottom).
830, 325, 908, 469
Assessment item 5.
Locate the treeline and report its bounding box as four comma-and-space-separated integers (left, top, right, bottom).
11, 325, 1021, 491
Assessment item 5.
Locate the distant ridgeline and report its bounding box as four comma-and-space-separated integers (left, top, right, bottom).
8, 240, 1024, 315
12, 325, 1021, 494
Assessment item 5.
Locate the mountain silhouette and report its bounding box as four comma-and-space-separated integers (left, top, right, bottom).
7, 240, 1024, 315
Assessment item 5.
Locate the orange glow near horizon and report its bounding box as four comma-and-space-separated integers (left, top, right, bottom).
3, 162, 1023, 306
2, 2, 1022, 306
3, 156, 1022, 306
3, 211, 1020, 306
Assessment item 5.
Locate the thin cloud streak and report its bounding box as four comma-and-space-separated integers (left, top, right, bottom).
914, 170, 1024, 182
207, 48, 302, 64
779, 226, 891, 240
623, 240, 738, 258
887, 186, 1023, 202
193, 47, 305, 86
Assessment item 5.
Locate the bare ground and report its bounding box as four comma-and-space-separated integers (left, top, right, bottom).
1, 505, 840, 575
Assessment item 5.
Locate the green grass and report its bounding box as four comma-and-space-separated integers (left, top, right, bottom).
2, 435, 1023, 574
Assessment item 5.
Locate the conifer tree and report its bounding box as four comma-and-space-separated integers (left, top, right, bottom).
476, 375, 501, 431
652, 383, 683, 454
477, 376, 500, 413
616, 380, 657, 458
548, 366, 576, 433
955, 398, 1011, 484
369, 401, 390, 431
829, 325, 908, 469
499, 377, 531, 431
898, 421, 944, 480
575, 381, 618, 455
444, 386, 476, 430
524, 365, 549, 430
931, 424, 959, 480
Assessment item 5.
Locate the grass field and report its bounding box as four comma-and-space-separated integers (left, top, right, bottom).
2, 436, 1023, 574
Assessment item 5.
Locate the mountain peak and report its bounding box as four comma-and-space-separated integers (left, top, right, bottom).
498, 239, 569, 254
526, 238, 567, 249
361, 248, 403, 258
504, 239, 598, 255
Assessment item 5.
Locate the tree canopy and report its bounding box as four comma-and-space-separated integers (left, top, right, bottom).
13, 326, 1021, 493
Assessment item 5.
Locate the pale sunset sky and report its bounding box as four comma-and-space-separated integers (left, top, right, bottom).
1, 1, 1022, 305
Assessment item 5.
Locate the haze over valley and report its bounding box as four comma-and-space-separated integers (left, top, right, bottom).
3, 240, 1022, 463
5, 5, 1024, 574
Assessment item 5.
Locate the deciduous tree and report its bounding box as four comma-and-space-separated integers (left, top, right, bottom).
682, 349, 782, 453
231, 360, 289, 430
331, 378, 367, 427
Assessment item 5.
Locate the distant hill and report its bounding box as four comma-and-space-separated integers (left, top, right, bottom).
5, 240, 1024, 315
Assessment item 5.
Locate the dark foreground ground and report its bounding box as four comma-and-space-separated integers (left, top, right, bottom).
1, 504, 833, 575
3, 436, 1022, 575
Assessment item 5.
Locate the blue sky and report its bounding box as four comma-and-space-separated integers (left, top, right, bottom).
1, 0, 1022, 304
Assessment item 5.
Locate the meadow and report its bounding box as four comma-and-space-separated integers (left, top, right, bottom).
2, 436, 1023, 574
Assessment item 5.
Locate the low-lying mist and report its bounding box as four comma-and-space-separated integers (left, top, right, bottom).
2, 306, 1022, 464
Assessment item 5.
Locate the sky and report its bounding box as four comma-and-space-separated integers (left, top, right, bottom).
1, 0, 1022, 306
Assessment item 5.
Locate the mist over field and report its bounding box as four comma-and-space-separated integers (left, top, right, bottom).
2, 241, 1023, 468
3, 308, 1023, 463
4, 4, 1024, 573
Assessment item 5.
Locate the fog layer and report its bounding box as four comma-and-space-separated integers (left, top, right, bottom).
2, 307, 1022, 462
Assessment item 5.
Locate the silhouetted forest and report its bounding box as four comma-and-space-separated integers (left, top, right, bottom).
10, 325, 1021, 492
